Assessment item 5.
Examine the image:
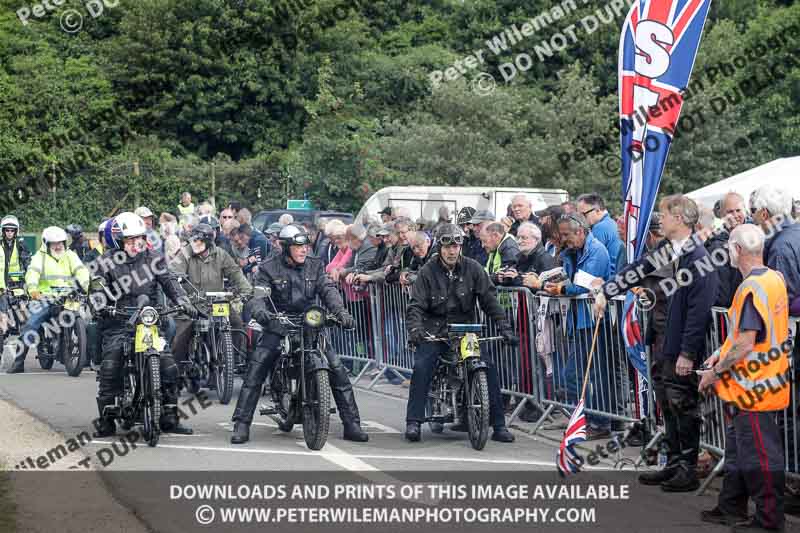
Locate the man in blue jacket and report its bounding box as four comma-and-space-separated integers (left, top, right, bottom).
594, 195, 718, 492
543, 213, 612, 439
577, 193, 623, 276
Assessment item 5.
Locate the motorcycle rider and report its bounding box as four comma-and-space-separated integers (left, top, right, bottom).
230, 224, 369, 444
8, 227, 90, 373
0, 215, 31, 287
198, 215, 234, 258
92, 212, 198, 437
404, 223, 518, 443
66, 224, 93, 261
170, 223, 252, 370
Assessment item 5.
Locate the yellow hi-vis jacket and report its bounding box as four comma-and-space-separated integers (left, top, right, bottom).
177, 203, 195, 216
714, 268, 791, 411
25, 244, 90, 296
0, 239, 26, 290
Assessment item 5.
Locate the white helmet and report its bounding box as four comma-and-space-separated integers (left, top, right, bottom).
42, 226, 68, 245
1, 215, 19, 231
115, 212, 147, 238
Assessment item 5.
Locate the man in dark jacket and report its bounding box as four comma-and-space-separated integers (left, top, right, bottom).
230, 225, 367, 444
699, 193, 745, 307
92, 212, 199, 438
507, 194, 540, 236
594, 195, 718, 492
751, 185, 800, 315
404, 224, 518, 443
465, 210, 492, 266
499, 222, 555, 288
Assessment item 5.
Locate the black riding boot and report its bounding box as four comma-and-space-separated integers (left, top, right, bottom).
93, 398, 116, 438
327, 349, 368, 442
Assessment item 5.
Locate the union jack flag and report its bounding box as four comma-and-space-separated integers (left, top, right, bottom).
619, 0, 711, 419
556, 399, 587, 476
619, 0, 712, 262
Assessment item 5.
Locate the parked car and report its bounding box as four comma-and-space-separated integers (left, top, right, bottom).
252, 210, 354, 233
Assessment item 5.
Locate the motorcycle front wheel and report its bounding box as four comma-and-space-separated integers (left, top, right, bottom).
142, 356, 162, 447
302, 369, 331, 451
214, 330, 235, 405
466, 369, 490, 451
61, 318, 88, 377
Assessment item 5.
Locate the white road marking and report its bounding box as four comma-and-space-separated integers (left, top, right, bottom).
302, 441, 439, 506
86, 440, 555, 467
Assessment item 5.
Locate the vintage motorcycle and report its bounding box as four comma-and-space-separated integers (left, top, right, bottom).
256, 287, 347, 451
33, 286, 89, 377
423, 324, 498, 451
180, 280, 238, 405
100, 294, 183, 447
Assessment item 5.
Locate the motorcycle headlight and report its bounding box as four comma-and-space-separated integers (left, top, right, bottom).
140, 306, 158, 326
304, 306, 325, 328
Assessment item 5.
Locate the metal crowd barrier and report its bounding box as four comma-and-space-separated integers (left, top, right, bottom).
329, 280, 800, 483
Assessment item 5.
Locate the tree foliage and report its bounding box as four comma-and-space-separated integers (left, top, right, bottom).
0, 0, 798, 229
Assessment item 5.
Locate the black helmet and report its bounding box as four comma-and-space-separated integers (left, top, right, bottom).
435, 223, 465, 246
65, 224, 83, 237
189, 223, 215, 249
278, 224, 310, 254
199, 215, 220, 231
456, 207, 476, 226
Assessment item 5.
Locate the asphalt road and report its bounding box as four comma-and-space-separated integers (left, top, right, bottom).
0, 362, 560, 472
2, 360, 770, 533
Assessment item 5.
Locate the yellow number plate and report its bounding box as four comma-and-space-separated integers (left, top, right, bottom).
212, 303, 230, 317
460, 333, 480, 360
64, 300, 81, 312
11, 288, 24, 297
135, 324, 165, 353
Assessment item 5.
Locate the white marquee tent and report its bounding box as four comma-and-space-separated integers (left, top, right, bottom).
686, 156, 800, 209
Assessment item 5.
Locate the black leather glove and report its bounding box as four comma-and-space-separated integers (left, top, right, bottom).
252, 309, 270, 326
408, 328, 427, 347
181, 300, 199, 320
500, 328, 519, 347
337, 311, 355, 330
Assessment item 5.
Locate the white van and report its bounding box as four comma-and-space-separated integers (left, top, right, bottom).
355, 186, 569, 224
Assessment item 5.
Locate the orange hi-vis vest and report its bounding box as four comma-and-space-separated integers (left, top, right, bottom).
714, 268, 791, 411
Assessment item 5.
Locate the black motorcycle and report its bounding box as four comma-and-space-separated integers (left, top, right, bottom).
181, 285, 238, 405
0, 278, 28, 354
101, 294, 183, 447
256, 287, 346, 451
422, 324, 498, 451
33, 287, 89, 377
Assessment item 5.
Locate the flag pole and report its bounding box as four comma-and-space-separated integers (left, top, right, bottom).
579, 313, 604, 402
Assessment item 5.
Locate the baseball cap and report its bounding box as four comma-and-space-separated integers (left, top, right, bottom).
266, 222, 284, 236
534, 205, 564, 219
468, 210, 495, 224
367, 224, 382, 238
134, 206, 154, 218
379, 206, 392, 216
376, 223, 392, 236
